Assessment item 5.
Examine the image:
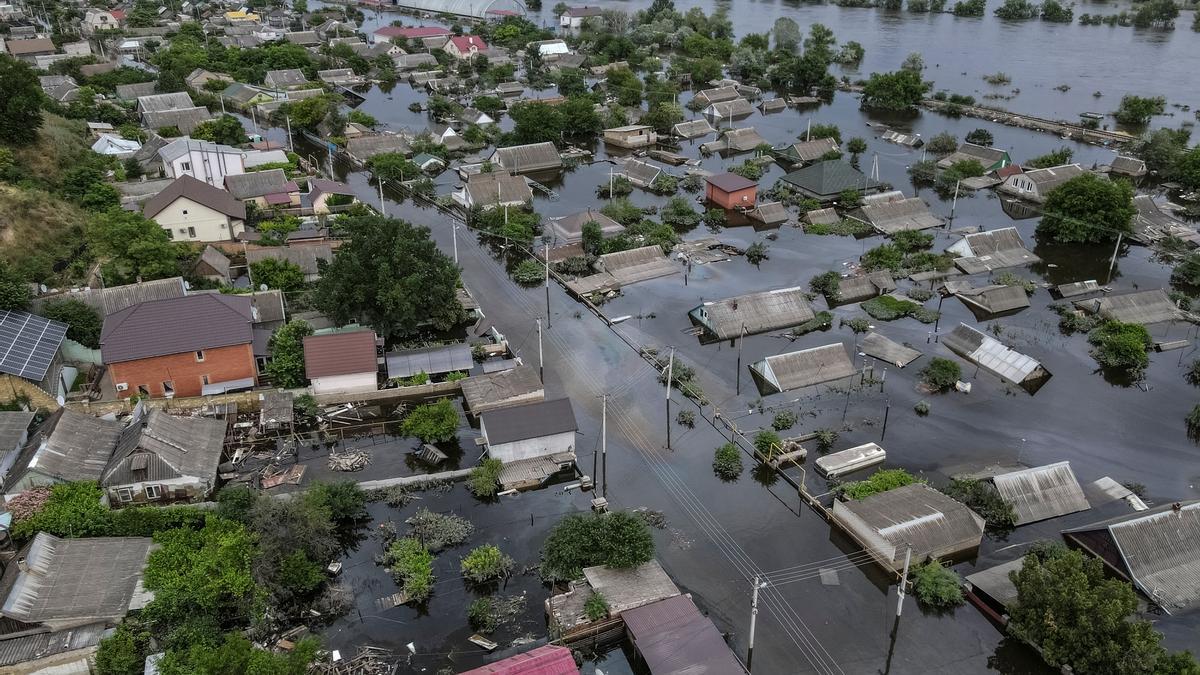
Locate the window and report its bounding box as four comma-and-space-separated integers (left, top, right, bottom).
116, 487, 133, 503
162, 380, 174, 397
180, 161, 191, 171
137, 384, 149, 397
165, 228, 174, 240
201, 374, 210, 385
144, 484, 162, 500
187, 226, 196, 238
195, 350, 205, 362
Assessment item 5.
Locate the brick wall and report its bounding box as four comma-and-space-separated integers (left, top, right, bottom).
108, 343, 257, 398
0, 375, 59, 411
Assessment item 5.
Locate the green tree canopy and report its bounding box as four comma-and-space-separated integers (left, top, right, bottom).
0, 55, 43, 146
1036, 173, 1134, 244
860, 69, 930, 110
191, 115, 248, 146
250, 258, 305, 293
314, 215, 463, 340
87, 209, 180, 284
541, 512, 655, 581
0, 259, 30, 311
41, 299, 102, 348
265, 320, 313, 388
400, 399, 460, 443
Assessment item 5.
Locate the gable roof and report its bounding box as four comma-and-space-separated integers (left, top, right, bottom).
751, 343, 856, 393
782, 160, 881, 198
5, 38, 55, 56
309, 178, 355, 199
836, 483, 985, 562
264, 68, 308, 87
492, 142, 561, 172
781, 137, 840, 163
101, 408, 225, 486
460, 645, 578, 675
224, 169, 296, 200
6, 408, 124, 486
246, 244, 333, 276
941, 322, 1047, 389
1074, 288, 1178, 325
115, 81, 157, 101
465, 171, 532, 206
31, 278, 187, 318
303, 330, 377, 378
622, 594, 746, 675
850, 195, 941, 234
990, 462, 1089, 525
691, 287, 814, 340
482, 398, 577, 445
1023, 163, 1084, 190
194, 245, 231, 278
100, 294, 254, 364
448, 35, 487, 52
142, 175, 247, 220
136, 91, 194, 113
0, 311, 67, 381
143, 107, 214, 135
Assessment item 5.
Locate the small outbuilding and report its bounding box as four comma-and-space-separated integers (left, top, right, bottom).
704, 172, 758, 209
1072, 288, 1179, 326
750, 343, 856, 394
941, 323, 1050, 392
490, 142, 562, 174
779, 160, 883, 204
623, 594, 748, 675
385, 343, 473, 380
303, 330, 379, 395
948, 227, 1040, 273
952, 284, 1031, 318
604, 124, 658, 149
480, 398, 577, 463
848, 192, 942, 234
461, 365, 544, 416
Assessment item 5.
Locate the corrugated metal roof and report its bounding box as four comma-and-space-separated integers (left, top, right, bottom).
851, 196, 941, 234
142, 107, 213, 135
622, 595, 747, 675
941, 323, 1048, 389
1074, 289, 1178, 325
465, 171, 533, 207
303, 330, 377, 379
136, 92, 193, 113
102, 409, 225, 486
837, 483, 985, 563
622, 158, 662, 187
246, 244, 333, 276
0, 412, 33, 452
861, 332, 921, 367
100, 295, 254, 364
781, 137, 840, 163
751, 343, 855, 393
1023, 163, 1084, 189
704, 98, 753, 119
224, 169, 295, 200
672, 119, 715, 139
690, 287, 814, 340
954, 284, 1030, 316
482, 398, 576, 446
492, 142, 561, 173
385, 343, 473, 379
547, 210, 623, 244
0, 621, 108, 667
7, 409, 124, 486
599, 246, 678, 285
692, 86, 739, 106
459, 645, 578, 675
990, 462, 1089, 525
949, 227, 1040, 273
831, 272, 896, 304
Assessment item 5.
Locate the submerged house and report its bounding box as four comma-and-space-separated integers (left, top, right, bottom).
603, 124, 658, 149
479, 397, 577, 463
546, 209, 624, 244
1072, 288, 1179, 325
490, 142, 562, 174
847, 193, 941, 234
776, 137, 840, 166
998, 163, 1085, 203
941, 323, 1050, 392
750, 343, 856, 394
936, 143, 1011, 172
830, 271, 896, 305
987, 462, 1089, 525
947, 227, 1040, 273
704, 172, 758, 209
672, 118, 716, 140
951, 284, 1031, 318
689, 287, 815, 341
779, 160, 883, 204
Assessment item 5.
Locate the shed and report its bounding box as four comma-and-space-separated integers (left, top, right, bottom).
671, 119, 716, 139
703, 98, 753, 120
480, 398, 576, 463
989, 462, 1089, 525
777, 137, 840, 165
1109, 155, 1147, 178
948, 227, 1040, 273
688, 287, 815, 340
491, 142, 562, 174
860, 332, 921, 367
701, 127, 766, 154
832, 271, 896, 305
623, 595, 747, 675
622, 158, 663, 188
303, 330, 378, 395
1053, 280, 1102, 299
941, 323, 1049, 392
805, 207, 840, 226
831, 483, 986, 570
758, 98, 786, 113
953, 284, 1030, 317
692, 85, 740, 107
385, 343, 473, 379
1062, 501, 1200, 614
461, 365, 544, 416
749, 343, 855, 394
936, 143, 1011, 172
704, 173, 757, 209
780, 160, 882, 203
848, 195, 941, 234
1072, 289, 1178, 325
582, 560, 680, 616
965, 557, 1026, 622
192, 245, 231, 284
246, 244, 333, 282
546, 210, 624, 244
604, 125, 658, 149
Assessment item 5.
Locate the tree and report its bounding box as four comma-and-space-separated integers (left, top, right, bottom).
952, 0, 986, 15
367, 153, 420, 182
277, 94, 341, 131
1171, 252, 1200, 289
1088, 320, 1151, 375
605, 66, 642, 107
641, 103, 684, 134
912, 560, 964, 608
1026, 146, 1073, 169
96, 621, 154, 675
541, 512, 655, 581
964, 128, 994, 146
558, 96, 602, 137
1114, 95, 1166, 126
1173, 146, 1200, 191
920, 357, 961, 391
265, 320, 313, 388
581, 221, 603, 256
660, 196, 700, 230
157, 634, 318, 675
713, 442, 743, 480
555, 68, 587, 97
1040, 0, 1073, 22
940, 478, 1015, 531
87, 209, 180, 284
314, 215, 462, 340
860, 69, 929, 110
994, 0, 1038, 19
1131, 0, 1178, 28
925, 132, 958, 156
250, 258, 304, 293
191, 115, 248, 146
400, 399, 459, 443
808, 124, 842, 143
1036, 174, 1134, 244
41, 299, 102, 348
0, 56, 43, 146
900, 52, 925, 72
847, 137, 868, 157
0, 259, 30, 311
248, 496, 338, 610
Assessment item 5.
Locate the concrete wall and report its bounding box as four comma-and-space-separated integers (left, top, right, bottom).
154, 196, 242, 242
109, 343, 257, 399
69, 387, 271, 417
488, 430, 576, 463
311, 371, 377, 395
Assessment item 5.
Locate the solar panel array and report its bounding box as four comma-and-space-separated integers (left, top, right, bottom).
0, 311, 68, 381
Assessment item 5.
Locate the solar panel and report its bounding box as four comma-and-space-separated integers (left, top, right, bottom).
0, 311, 68, 381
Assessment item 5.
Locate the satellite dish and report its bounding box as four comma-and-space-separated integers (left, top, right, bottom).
259, 283, 268, 292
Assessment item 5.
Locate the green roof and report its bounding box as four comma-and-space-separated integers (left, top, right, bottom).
781, 160, 881, 198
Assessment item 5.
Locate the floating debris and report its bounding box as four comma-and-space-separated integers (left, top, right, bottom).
328, 450, 372, 472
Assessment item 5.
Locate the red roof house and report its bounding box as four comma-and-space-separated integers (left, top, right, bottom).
375, 25, 451, 40
303, 331, 378, 395
445, 35, 487, 60
459, 645, 579, 675
704, 173, 758, 210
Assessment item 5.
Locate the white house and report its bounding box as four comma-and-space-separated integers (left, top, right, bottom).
303, 331, 379, 395
529, 39, 570, 57
559, 5, 603, 29
998, 164, 1085, 203
443, 35, 487, 60
91, 133, 141, 157
141, 175, 247, 242
479, 398, 577, 463
158, 137, 246, 186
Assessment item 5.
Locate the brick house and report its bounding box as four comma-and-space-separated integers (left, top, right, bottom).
704, 173, 758, 210
100, 295, 257, 399
444, 35, 487, 60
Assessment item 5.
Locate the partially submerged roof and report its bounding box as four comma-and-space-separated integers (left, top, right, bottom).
671, 118, 715, 139
747, 201, 788, 226
781, 160, 881, 199
705, 172, 757, 193
750, 343, 856, 394
941, 323, 1049, 391
581, 559, 680, 615
546, 210, 623, 243
385, 343, 473, 379
459, 645, 579, 675
346, 134, 413, 160
1073, 288, 1178, 325
780, 137, 840, 163
465, 171, 533, 206
461, 365, 544, 415
1022, 163, 1084, 190
965, 557, 1026, 610
142, 175, 247, 221
835, 483, 985, 564
690, 287, 815, 340
937, 143, 1008, 169
492, 142, 562, 172
953, 284, 1030, 316
0, 311, 67, 381
598, 245, 678, 285
303, 330, 377, 378
949, 227, 1040, 273
849, 195, 941, 234
482, 398, 577, 445
622, 594, 747, 675
100, 295, 254, 363
861, 332, 922, 367
990, 462, 1089, 525
834, 271, 896, 304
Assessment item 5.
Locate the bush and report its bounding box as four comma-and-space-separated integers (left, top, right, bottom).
804, 219, 873, 236
385, 538, 435, 602
306, 481, 367, 522
920, 357, 961, 391
713, 442, 744, 480
753, 429, 781, 456
406, 507, 474, 552
914, 400, 931, 416
647, 173, 678, 195
541, 512, 655, 581
584, 592, 609, 620
862, 244, 905, 272
1188, 405, 1200, 443
964, 128, 994, 146
995, 271, 1036, 294
772, 410, 798, 431
814, 428, 838, 452
842, 317, 871, 333
862, 296, 933, 323
809, 271, 841, 300
511, 258, 545, 285
41, 299, 102, 348
1087, 321, 1150, 375
596, 175, 633, 198
96, 620, 152, 675
745, 242, 769, 265
940, 478, 1015, 531
838, 468, 921, 500
461, 544, 515, 583
400, 399, 460, 442
468, 597, 499, 632
1186, 359, 1200, 386
11, 481, 208, 540
791, 311, 834, 336
891, 230, 933, 253
676, 410, 696, 427
911, 560, 964, 608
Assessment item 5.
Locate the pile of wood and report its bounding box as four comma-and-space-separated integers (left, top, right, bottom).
310, 646, 397, 675
328, 450, 372, 472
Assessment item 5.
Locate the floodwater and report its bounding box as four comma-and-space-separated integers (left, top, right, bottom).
271, 2, 1200, 672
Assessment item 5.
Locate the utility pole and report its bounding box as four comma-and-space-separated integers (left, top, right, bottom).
452, 223, 459, 264
1106, 232, 1123, 284
665, 347, 675, 450
950, 180, 960, 223
544, 241, 551, 328
805, 118, 811, 142
285, 115, 293, 152
736, 323, 745, 396
536, 318, 543, 383
896, 546, 912, 617
747, 576, 764, 672
601, 394, 608, 497
377, 179, 386, 217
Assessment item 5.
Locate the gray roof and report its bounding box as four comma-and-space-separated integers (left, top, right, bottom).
990, 462, 1089, 525
346, 134, 413, 160
100, 294, 254, 364
31, 278, 187, 317
941, 323, 1048, 389
805, 207, 840, 225
284, 31, 319, 45
492, 142, 562, 173
6, 409, 123, 489
747, 202, 788, 226
950, 227, 1040, 273
861, 332, 922, 367
101, 408, 225, 486
0, 621, 107, 667
599, 245, 678, 285
194, 245, 231, 279
583, 560, 680, 616
136, 92, 193, 113
1055, 280, 1102, 299
482, 397, 576, 445
385, 343, 473, 379
834, 271, 896, 304
461, 365, 544, 415
0, 311, 67, 382
115, 81, 157, 100
264, 68, 308, 88
158, 137, 242, 164
751, 343, 855, 394
954, 284, 1030, 316
246, 244, 334, 276
704, 98, 753, 119
547, 210, 624, 244
260, 390, 294, 427
1063, 501, 1200, 614
1074, 289, 1178, 325
936, 143, 1008, 168
394, 53, 438, 70
712, 126, 766, 152
690, 287, 815, 340
1110, 155, 1147, 176
0, 411, 33, 452
0, 533, 152, 625
964, 557, 1026, 610
224, 169, 295, 200
672, 118, 716, 139
836, 483, 985, 563
850, 196, 941, 234
692, 85, 739, 105
142, 174, 246, 221
143, 107, 213, 134
464, 171, 532, 207
1023, 163, 1084, 190
622, 158, 662, 187
781, 137, 840, 163
782, 160, 881, 199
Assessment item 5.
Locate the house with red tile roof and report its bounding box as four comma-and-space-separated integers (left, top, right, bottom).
444, 35, 487, 60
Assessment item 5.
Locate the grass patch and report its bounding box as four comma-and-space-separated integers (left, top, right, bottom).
804, 219, 873, 236
837, 468, 923, 500
861, 295, 938, 323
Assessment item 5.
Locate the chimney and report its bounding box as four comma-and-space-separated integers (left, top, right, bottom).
16, 557, 27, 573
